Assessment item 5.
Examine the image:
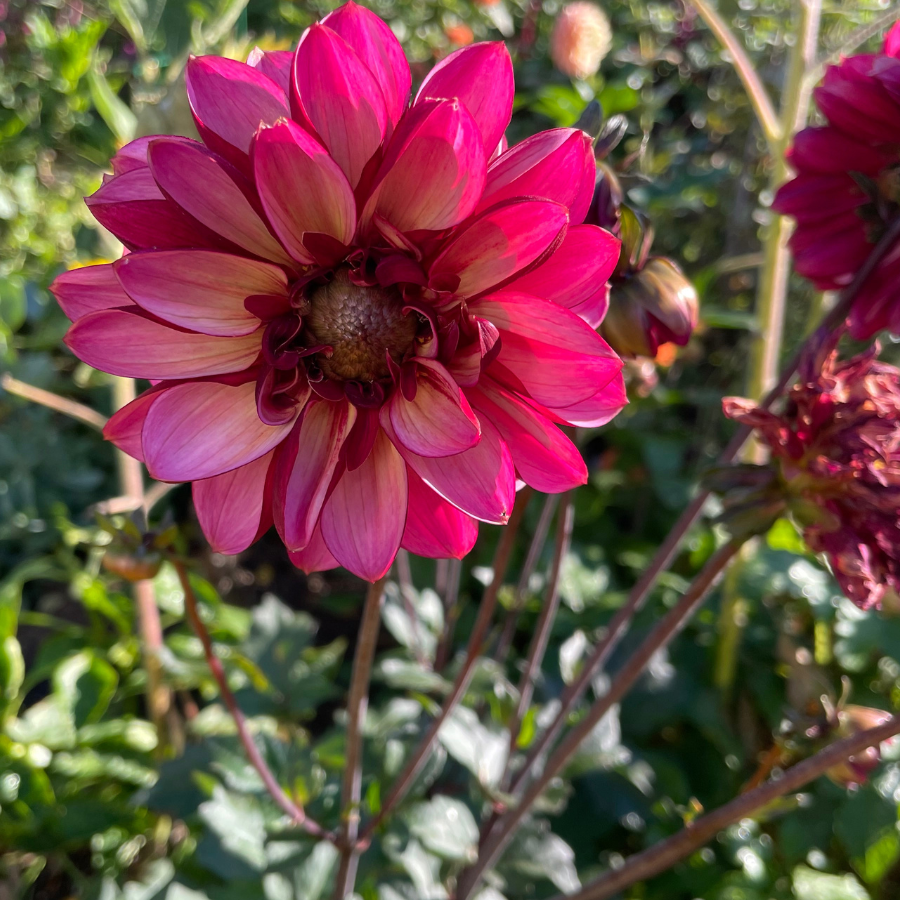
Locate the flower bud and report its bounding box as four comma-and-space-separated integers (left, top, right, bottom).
101, 552, 162, 583
826, 705, 894, 788
601, 257, 699, 358
550, 2, 612, 80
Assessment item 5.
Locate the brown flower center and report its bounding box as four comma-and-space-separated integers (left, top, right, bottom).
306, 268, 417, 382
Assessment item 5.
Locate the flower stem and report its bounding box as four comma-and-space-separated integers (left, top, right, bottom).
553, 714, 900, 900
358, 490, 532, 845
173, 560, 333, 841
1, 372, 108, 431
333, 576, 387, 899
456, 540, 743, 900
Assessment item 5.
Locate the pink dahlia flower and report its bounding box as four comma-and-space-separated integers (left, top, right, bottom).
773, 22, 900, 338
54, 2, 625, 582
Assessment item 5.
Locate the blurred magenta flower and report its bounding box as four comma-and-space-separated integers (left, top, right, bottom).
773, 22, 900, 338
54, 2, 625, 582
723, 338, 900, 609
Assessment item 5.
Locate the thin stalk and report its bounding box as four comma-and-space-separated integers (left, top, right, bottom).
1, 373, 108, 430
333, 577, 387, 899
358, 490, 532, 844
174, 561, 333, 840
556, 714, 900, 900
395, 550, 427, 667
712, 541, 750, 696
436, 557, 463, 672
457, 541, 743, 900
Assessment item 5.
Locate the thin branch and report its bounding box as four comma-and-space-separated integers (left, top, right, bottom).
2, 372, 108, 431
333, 577, 387, 898
557, 713, 900, 900
688, 0, 782, 150
174, 560, 334, 841
395, 550, 427, 667
358, 490, 532, 844
457, 541, 743, 900
435, 557, 463, 672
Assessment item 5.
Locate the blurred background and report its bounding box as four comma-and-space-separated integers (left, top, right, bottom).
3, 0, 900, 898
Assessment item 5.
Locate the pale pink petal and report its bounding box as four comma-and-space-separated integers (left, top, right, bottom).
428, 199, 568, 298
142, 380, 296, 482
110, 134, 196, 175
186, 55, 289, 169
292, 23, 388, 187
401, 468, 478, 559
148, 138, 293, 265
247, 48, 293, 95
193, 449, 275, 555
51, 263, 135, 321
103, 387, 166, 461
361, 98, 486, 235
322, 1, 411, 128
114, 250, 287, 336
65, 309, 261, 379
478, 128, 594, 222
383, 415, 514, 524
252, 118, 357, 264
416, 42, 514, 155
387, 359, 481, 457
541, 376, 628, 427
321, 428, 407, 581
507, 225, 619, 327
288, 523, 340, 574
274, 399, 357, 551
469, 379, 587, 492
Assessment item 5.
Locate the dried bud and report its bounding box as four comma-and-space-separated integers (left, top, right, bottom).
101, 552, 162, 583
826, 705, 893, 788
550, 2, 612, 80
601, 257, 699, 358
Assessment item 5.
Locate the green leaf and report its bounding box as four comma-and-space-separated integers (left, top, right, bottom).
501, 822, 580, 893
88, 63, 137, 143
198, 786, 267, 872
767, 518, 807, 554
0, 276, 26, 332
53, 651, 119, 727
793, 866, 870, 900
0, 636, 25, 708
406, 796, 478, 862
438, 706, 507, 788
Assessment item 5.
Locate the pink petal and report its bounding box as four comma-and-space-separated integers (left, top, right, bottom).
142, 379, 296, 482
274, 399, 357, 551
383, 415, 514, 524
288, 523, 340, 574
186, 55, 290, 169
252, 118, 357, 264
51, 263, 135, 322
416, 42, 514, 155
109, 135, 196, 175
321, 428, 408, 581
103, 386, 166, 461
114, 250, 287, 337
193, 449, 275, 555
387, 359, 481, 457
322, 1, 411, 129
291, 23, 388, 188
247, 48, 293, 95
65, 309, 261, 379
478, 128, 594, 222
507, 225, 619, 327
536, 374, 628, 427
361, 98, 486, 235
148, 138, 293, 265
428, 199, 568, 299
469, 379, 587, 492
402, 468, 478, 559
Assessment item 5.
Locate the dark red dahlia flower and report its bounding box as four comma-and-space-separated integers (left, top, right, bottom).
54, 2, 626, 582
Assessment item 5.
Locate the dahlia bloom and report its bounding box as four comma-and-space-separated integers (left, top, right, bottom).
723, 338, 900, 609
54, 2, 625, 582
773, 22, 900, 338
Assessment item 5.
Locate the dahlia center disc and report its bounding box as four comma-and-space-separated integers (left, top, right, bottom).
306, 268, 417, 382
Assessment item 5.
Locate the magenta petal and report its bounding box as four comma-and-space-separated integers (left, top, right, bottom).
429, 199, 568, 298
148, 138, 292, 265
103, 387, 165, 461
247, 47, 293, 95
383, 415, 514, 524
186, 55, 289, 169
416, 42, 514, 155
274, 399, 357, 551
469, 379, 587, 492
361, 98, 486, 235
322, 1, 411, 129
114, 250, 287, 336
65, 309, 261, 379
51, 263, 135, 322
401, 467, 478, 559
194, 449, 275, 555
387, 359, 481, 457
252, 118, 357, 264
508, 225, 620, 326
142, 380, 295, 482
292, 23, 388, 188
537, 373, 628, 427
288, 522, 340, 574
321, 428, 407, 581
479, 128, 594, 222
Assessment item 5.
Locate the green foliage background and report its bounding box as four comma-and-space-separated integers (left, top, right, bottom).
2, 0, 900, 898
